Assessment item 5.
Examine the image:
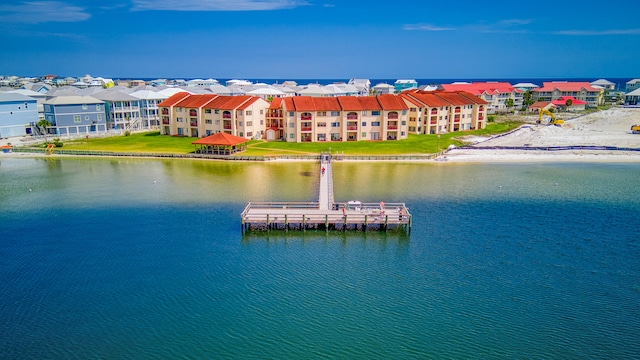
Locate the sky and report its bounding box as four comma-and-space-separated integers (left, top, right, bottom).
1, 0, 639, 80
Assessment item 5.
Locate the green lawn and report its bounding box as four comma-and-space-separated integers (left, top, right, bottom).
61, 121, 522, 156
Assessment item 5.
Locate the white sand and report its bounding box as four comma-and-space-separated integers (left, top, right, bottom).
443, 107, 640, 163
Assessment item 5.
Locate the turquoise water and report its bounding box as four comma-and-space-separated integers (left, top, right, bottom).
1, 157, 639, 359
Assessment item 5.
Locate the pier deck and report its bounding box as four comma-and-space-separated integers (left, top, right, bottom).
241, 155, 411, 232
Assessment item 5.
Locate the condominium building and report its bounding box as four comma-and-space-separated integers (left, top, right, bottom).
265, 95, 409, 142
439, 82, 522, 113
532, 82, 603, 107
159, 93, 269, 139
400, 90, 488, 134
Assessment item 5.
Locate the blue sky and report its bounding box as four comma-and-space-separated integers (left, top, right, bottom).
1, 0, 639, 79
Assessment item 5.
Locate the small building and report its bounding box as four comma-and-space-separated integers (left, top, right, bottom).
394, 79, 418, 93
528, 101, 557, 113
590, 79, 616, 91
372, 83, 395, 95
0, 93, 38, 138
192, 132, 249, 155
551, 96, 587, 111
93, 90, 142, 130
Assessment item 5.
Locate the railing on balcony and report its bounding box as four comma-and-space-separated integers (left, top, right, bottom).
190, 121, 198, 127
223, 125, 232, 130
162, 109, 169, 115
346, 115, 358, 120
162, 119, 170, 125
301, 127, 312, 132
387, 125, 398, 130
189, 110, 197, 117
388, 113, 399, 120
301, 115, 312, 121
347, 126, 358, 130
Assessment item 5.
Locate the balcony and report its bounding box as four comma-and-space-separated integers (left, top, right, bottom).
223, 125, 232, 130
301, 115, 312, 121
347, 126, 358, 130
162, 119, 170, 125
190, 121, 198, 127
223, 113, 231, 119
301, 127, 312, 132
387, 125, 398, 130
346, 115, 358, 120
161, 109, 169, 115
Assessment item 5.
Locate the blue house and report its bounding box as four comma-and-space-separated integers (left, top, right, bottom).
43, 96, 107, 135
0, 93, 38, 138
394, 79, 418, 93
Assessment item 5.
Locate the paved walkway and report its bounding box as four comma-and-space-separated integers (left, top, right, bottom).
318, 155, 333, 210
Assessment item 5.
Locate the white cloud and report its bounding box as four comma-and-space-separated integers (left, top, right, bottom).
132, 0, 308, 11
403, 23, 455, 31
0, 1, 91, 24
553, 28, 640, 36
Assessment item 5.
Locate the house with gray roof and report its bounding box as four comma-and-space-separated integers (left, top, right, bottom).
626, 79, 640, 93
591, 79, 616, 91
93, 90, 142, 130
129, 90, 167, 128
43, 96, 107, 135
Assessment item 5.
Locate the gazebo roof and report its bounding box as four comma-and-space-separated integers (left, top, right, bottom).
192, 132, 249, 146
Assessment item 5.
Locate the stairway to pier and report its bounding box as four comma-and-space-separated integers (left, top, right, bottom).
318, 154, 334, 210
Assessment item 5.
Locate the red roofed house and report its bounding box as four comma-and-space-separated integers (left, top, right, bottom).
265, 95, 408, 142
532, 82, 603, 107
159, 93, 269, 139
192, 132, 249, 155
400, 90, 488, 134
527, 101, 556, 113
550, 96, 587, 111
439, 82, 523, 114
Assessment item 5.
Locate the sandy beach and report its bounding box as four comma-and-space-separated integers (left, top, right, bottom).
442, 107, 640, 162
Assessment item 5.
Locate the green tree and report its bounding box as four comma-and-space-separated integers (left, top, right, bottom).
522, 90, 534, 110
565, 98, 573, 111
504, 98, 515, 113
36, 119, 51, 140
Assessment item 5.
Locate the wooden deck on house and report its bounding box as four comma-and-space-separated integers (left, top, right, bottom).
241, 155, 412, 233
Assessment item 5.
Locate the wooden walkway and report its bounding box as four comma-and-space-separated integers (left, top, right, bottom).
241, 155, 412, 233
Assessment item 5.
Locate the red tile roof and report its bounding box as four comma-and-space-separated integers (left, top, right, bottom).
440, 82, 516, 95
536, 81, 599, 92
311, 97, 341, 111
431, 91, 473, 106
176, 94, 218, 108
158, 92, 190, 107
192, 132, 248, 146
336, 96, 363, 111
283, 97, 295, 111
456, 91, 489, 105
377, 94, 408, 110
529, 101, 555, 109
269, 97, 283, 109
357, 97, 382, 111
291, 96, 316, 112
403, 92, 449, 108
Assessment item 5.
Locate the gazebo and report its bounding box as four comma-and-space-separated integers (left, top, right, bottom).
192, 132, 249, 155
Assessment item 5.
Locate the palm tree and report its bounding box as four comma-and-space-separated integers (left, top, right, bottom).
36, 119, 51, 140
522, 90, 534, 112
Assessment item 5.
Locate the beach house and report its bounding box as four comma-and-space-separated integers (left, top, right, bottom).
43, 96, 107, 135
394, 80, 418, 93
0, 93, 38, 138
625, 79, 640, 93
93, 90, 142, 130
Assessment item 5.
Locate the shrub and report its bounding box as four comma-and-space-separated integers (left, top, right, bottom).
488, 115, 495, 123
124, 130, 131, 136
53, 138, 63, 147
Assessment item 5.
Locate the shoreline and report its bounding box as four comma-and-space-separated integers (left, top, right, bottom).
3, 148, 640, 164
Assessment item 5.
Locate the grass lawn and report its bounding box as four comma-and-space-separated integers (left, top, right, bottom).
60, 121, 522, 156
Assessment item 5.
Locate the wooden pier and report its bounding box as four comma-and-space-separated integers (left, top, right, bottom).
241, 155, 412, 233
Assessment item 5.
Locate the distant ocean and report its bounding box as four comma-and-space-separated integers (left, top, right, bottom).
132, 77, 634, 91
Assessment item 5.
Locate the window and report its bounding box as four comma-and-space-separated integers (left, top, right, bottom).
246, 110, 252, 116
361, 122, 367, 126
372, 111, 380, 116
401, 131, 406, 136
237, 110, 243, 116
246, 121, 252, 126
215, 120, 220, 125
318, 111, 327, 116
260, 120, 264, 125
410, 107, 416, 112
177, 128, 184, 135
205, 109, 212, 114
206, 119, 212, 124
177, 117, 184, 122
74, 115, 81, 123
247, 132, 253, 137
97, 114, 102, 121
260, 110, 263, 114
289, 133, 294, 139
289, 112, 294, 116
96, 104, 101, 111
362, 132, 366, 138
239, 121, 243, 126
317, 122, 327, 127
331, 111, 340, 116
362, 111, 368, 116
177, 108, 183, 112
331, 133, 341, 141
331, 122, 340, 127
239, 132, 243, 137
215, 109, 220, 114
402, 121, 406, 125
85, 115, 90, 121
372, 121, 380, 126
317, 133, 326, 141
82, 104, 88, 110
289, 122, 294, 128
45, 105, 51, 112
206, 130, 212, 136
